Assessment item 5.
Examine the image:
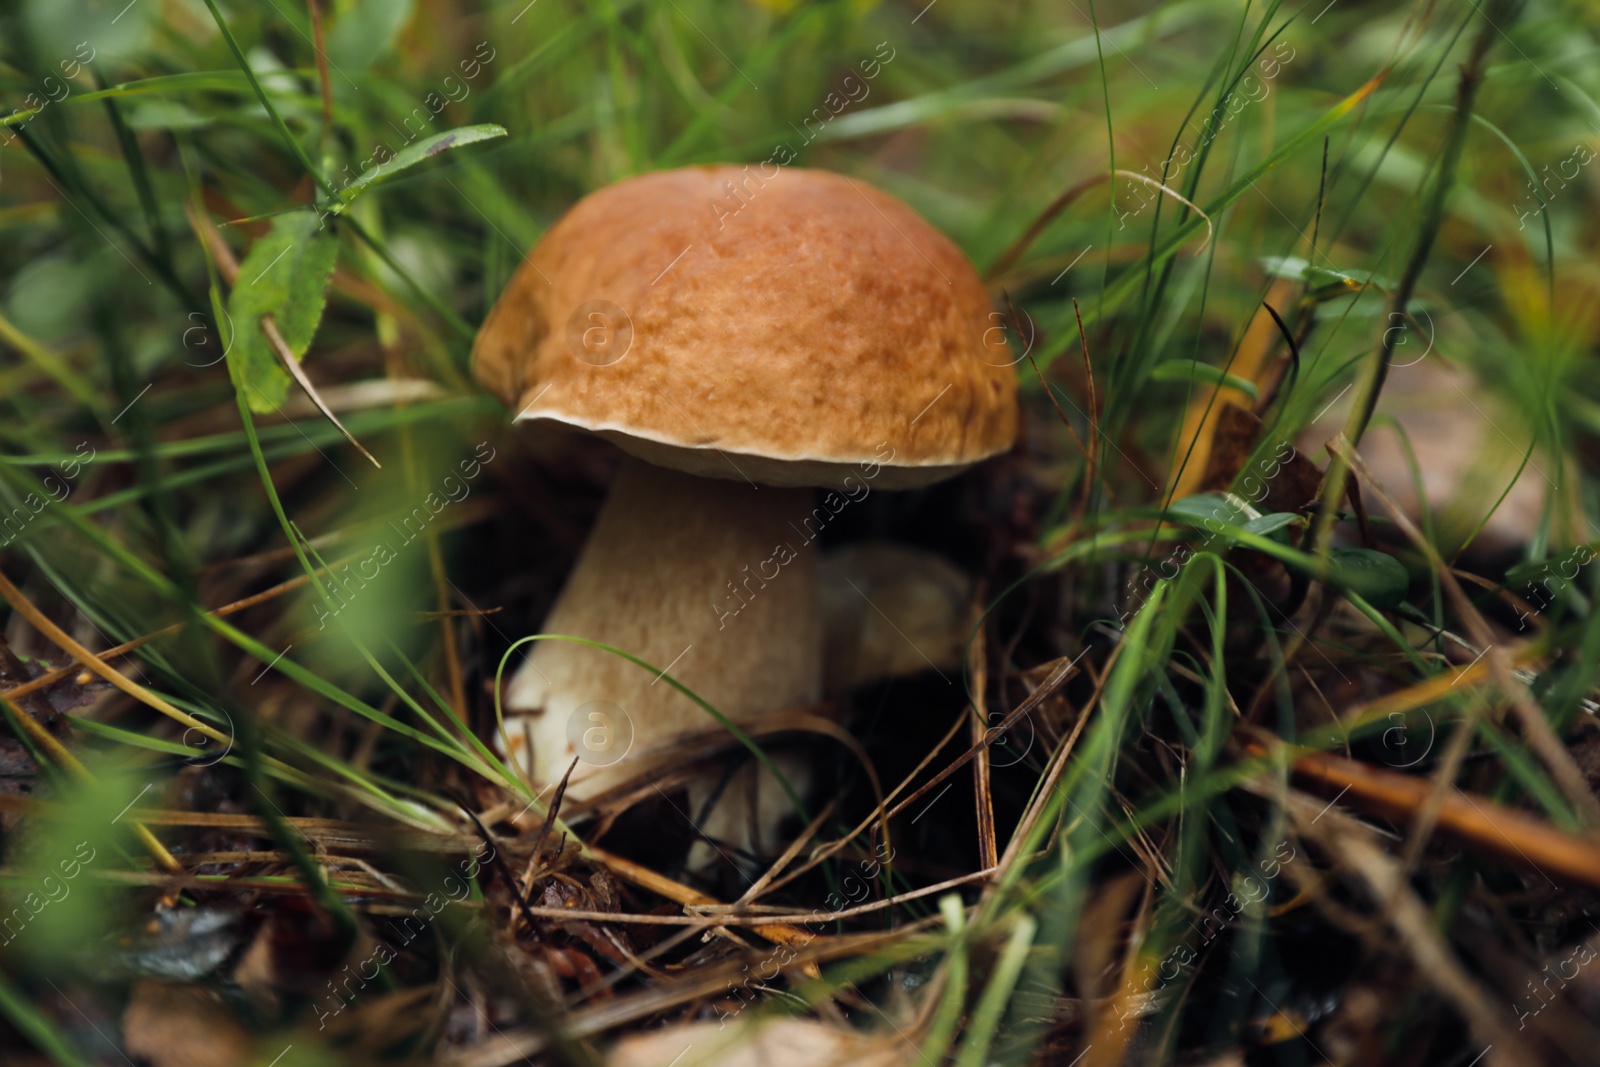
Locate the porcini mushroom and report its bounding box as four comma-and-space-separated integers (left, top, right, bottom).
472, 165, 1017, 852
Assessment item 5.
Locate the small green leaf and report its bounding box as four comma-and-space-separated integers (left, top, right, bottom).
1242, 512, 1299, 539
1259, 254, 1310, 280
1166, 493, 1245, 528
1150, 360, 1259, 400
326, 0, 416, 71
1258, 254, 1396, 292
1504, 543, 1596, 588
226, 211, 338, 413
1311, 289, 1388, 321
1326, 547, 1410, 609
1165, 494, 1254, 548
1308, 265, 1394, 290
126, 100, 212, 131
332, 124, 508, 209
1166, 498, 1298, 549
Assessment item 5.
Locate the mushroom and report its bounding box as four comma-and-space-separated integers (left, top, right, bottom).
472, 165, 1017, 854
819, 543, 973, 694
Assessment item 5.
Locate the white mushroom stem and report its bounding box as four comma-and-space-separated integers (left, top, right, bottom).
502, 456, 822, 849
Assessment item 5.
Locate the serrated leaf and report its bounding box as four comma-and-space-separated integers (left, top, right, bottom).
278, 226, 338, 353
1326, 547, 1410, 609
1150, 360, 1259, 401
332, 124, 508, 209
226, 211, 337, 413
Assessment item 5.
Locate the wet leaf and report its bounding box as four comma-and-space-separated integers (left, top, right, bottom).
332, 124, 508, 208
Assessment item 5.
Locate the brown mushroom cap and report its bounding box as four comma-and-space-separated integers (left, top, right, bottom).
472, 165, 1018, 488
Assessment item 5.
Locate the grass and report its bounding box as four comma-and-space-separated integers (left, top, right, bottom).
3, 0, 1600, 1064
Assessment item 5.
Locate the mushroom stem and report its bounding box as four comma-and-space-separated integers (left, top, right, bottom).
503, 456, 822, 837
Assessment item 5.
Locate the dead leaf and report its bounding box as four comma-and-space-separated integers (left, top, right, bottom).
608, 1018, 910, 1067
121, 980, 253, 1067
1200, 402, 1323, 516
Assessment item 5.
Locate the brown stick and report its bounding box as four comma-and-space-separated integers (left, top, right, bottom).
1243, 736, 1600, 889
1332, 439, 1600, 830
0, 570, 319, 705
968, 593, 998, 870
305, 0, 334, 146
1268, 780, 1535, 1067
